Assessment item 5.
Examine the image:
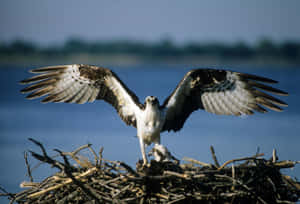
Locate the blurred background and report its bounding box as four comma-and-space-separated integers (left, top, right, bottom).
0, 1, 300, 203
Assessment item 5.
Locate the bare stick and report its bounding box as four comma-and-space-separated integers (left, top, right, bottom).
0, 185, 14, 200
272, 149, 277, 163
119, 162, 139, 177
210, 145, 220, 168
72, 144, 92, 155
28, 167, 98, 199
28, 138, 47, 157
55, 149, 103, 202
273, 161, 298, 168
231, 164, 236, 190
167, 195, 186, 204
0, 185, 9, 194
218, 153, 264, 170
215, 174, 268, 204
24, 151, 33, 182
282, 175, 300, 190
29, 138, 65, 170
98, 147, 104, 168
163, 170, 190, 179
6, 142, 300, 203
88, 145, 99, 165
182, 157, 212, 167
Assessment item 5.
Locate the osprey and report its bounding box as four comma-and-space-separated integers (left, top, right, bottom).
20, 64, 288, 164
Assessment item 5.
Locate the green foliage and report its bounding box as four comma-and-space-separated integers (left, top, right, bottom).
1, 39, 37, 54
280, 41, 300, 59
0, 37, 299, 61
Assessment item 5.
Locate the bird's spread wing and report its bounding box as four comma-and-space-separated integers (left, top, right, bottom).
20, 64, 143, 127
162, 69, 288, 132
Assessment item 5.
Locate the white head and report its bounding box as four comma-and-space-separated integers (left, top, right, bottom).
145, 96, 159, 107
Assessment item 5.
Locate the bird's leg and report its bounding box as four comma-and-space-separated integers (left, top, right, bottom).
138, 136, 148, 165
154, 137, 161, 145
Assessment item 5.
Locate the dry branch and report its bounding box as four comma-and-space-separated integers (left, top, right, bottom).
1, 139, 300, 204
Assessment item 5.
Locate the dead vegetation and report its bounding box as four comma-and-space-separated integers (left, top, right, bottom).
1, 138, 300, 204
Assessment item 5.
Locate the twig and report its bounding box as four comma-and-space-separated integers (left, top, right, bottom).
272, 148, 278, 163
155, 193, 169, 200
267, 177, 276, 193
273, 161, 297, 169
112, 184, 131, 198
20, 181, 39, 188
55, 149, 103, 203
60, 144, 95, 168
282, 175, 300, 191
28, 167, 98, 198
218, 153, 264, 170
98, 147, 104, 168
3, 141, 300, 204
119, 162, 139, 177
163, 170, 190, 179
88, 145, 99, 165
28, 138, 65, 170
72, 143, 92, 156
0, 185, 14, 200
275, 199, 295, 204
182, 157, 212, 167
215, 174, 268, 204
24, 151, 33, 182
56, 191, 79, 204
210, 145, 220, 168
167, 195, 185, 204
28, 138, 47, 157
0, 185, 9, 194
231, 164, 236, 190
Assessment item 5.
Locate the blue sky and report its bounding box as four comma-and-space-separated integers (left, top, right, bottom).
0, 0, 299, 45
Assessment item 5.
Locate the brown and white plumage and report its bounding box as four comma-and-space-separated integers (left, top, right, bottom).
162, 69, 288, 132
20, 64, 143, 127
20, 65, 288, 164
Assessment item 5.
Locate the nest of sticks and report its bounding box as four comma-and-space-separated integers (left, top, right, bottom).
1, 138, 300, 204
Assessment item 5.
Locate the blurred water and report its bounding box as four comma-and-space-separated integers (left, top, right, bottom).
0, 64, 299, 203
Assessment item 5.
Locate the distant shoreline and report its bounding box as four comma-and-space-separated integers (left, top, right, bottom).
0, 53, 299, 68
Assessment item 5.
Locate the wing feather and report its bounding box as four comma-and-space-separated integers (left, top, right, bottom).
26, 86, 54, 99
252, 89, 287, 107
256, 98, 283, 112
247, 81, 288, 96
21, 79, 57, 93
20, 72, 60, 84
88, 87, 99, 102
224, 91, 241, 115
29, 65, 69, 73
20, 64, 143, 127
201, 93, 211, 112
57, 81, 82, 103
219, 92, 234, 115
162, 69, 288, 132
66, 84, 87, 103
206, 93, 217, 113
78, 86, 93, 104
211, 92, 225, 115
